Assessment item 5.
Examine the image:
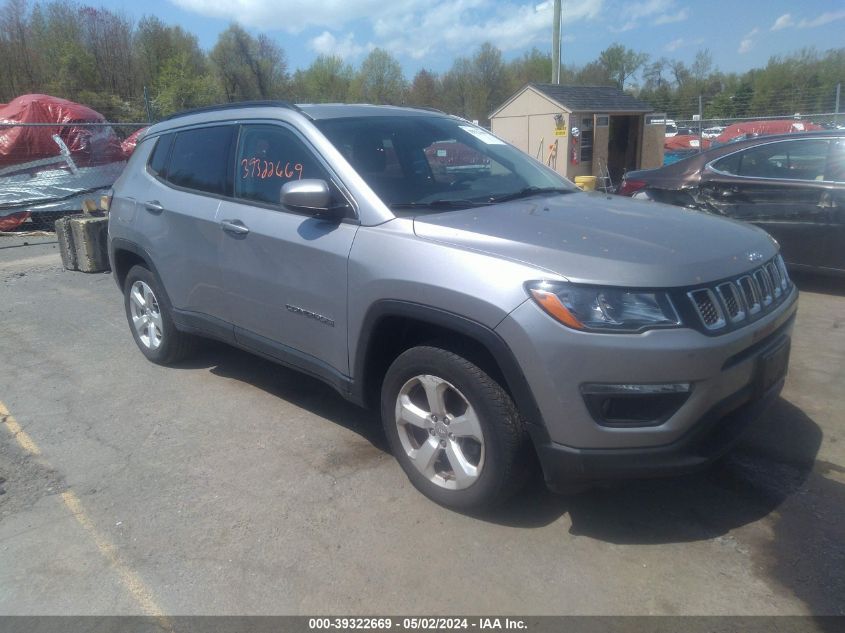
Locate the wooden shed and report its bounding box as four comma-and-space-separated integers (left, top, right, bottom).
489, 83, 665, 186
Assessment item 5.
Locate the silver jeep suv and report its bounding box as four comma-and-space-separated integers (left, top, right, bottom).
109, 102, 798, 509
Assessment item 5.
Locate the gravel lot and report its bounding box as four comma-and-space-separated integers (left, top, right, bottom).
1, 235, 844, 616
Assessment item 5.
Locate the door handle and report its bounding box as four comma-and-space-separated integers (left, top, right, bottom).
220, 219, 250, 235
144, 200, 164, 213
818, 192, 837, 209
719, 187, 741, 198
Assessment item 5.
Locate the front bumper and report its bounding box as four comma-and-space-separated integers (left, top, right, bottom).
495, 285, 797, 486
530, 357, 784, 489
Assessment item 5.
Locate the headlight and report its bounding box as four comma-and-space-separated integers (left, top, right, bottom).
526, 281, 681, 333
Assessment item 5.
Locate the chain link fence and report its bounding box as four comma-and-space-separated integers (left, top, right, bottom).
2, 110, 843, 228
663, 111, 843, 165
1, 122, 147, 233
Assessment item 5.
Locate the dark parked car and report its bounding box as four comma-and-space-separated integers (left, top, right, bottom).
619, 131, 845, 276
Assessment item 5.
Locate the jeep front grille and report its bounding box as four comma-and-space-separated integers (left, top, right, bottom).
687, 288, 725, 330
686, 254, 792, 333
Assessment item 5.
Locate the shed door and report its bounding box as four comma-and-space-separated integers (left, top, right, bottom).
591, 114, 610, 179
641, 113, 667, 170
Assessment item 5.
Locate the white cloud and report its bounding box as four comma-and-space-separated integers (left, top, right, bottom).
665, 38, 684, 51
615, 0, 689, 31
168, 0, 603, 60
610, 20, 638, 32
771, 13, 794, 30
655, 8, 689, 24
309, 31, 372, 59
798, 10, 845, 28
169, 0, 406, 32
738, 27, 758, 54
769, 10, 844, 31
664, 35, 702, 52
623, 0, 674, 20
372, 0, 602, 60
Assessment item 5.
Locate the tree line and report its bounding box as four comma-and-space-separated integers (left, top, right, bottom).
1, 0, 843, 125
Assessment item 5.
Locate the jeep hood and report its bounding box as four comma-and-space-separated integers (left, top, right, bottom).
412, 192, 778, 287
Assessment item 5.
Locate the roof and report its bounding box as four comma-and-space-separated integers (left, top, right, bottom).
490, 84, 654, 118
298, 103, 446, 119
162, 101, 445, 123
148, 102, 449, 136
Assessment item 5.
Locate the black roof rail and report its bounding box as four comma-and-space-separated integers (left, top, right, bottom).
162, 100, 311, 122
405, 105, 446, 115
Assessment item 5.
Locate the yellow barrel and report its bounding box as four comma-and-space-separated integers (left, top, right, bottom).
574, 175, 597, 191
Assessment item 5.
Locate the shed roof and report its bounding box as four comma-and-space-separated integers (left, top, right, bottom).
491, 84, 654, 118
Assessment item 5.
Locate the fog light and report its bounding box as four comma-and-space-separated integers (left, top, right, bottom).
581, 383, 692, 427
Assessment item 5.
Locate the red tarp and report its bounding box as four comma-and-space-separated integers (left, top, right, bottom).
716, 119, 823, 144
664, 135, 711, 151
0, 94, 124, 168
120, 126, 147, 158
0, 211, 30, 231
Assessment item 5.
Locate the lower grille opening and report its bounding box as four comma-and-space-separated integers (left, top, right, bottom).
582, 386, 691, 427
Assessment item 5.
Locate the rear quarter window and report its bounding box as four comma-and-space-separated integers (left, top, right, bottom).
167, 126, 235, 196
147, 133, 174, 178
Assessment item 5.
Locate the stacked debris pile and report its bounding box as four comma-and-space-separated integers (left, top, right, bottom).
0, 94, 136, 231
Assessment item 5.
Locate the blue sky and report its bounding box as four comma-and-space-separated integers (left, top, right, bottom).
107, 0, 845, 77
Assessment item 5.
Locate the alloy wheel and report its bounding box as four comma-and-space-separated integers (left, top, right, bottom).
394, 374, 485, 490
129, 280, 163, 350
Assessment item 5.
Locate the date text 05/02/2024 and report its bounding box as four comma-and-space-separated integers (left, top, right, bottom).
308, 618, 528, 630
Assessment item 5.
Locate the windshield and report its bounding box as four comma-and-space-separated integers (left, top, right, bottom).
315, 115, 576, 212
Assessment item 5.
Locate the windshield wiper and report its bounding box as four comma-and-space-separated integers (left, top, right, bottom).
487, 186, 575, 203
388, 199, 491, 210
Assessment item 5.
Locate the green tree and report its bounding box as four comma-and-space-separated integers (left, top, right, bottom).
406, 69, 439, 109
597, 43, 648, 89
133, 17, 205, 94
505, 48, 553, 92
471, 42, 507, 125
153, 52, 220, 116
291, 55, 352, 102
439, 56, 474, 118
210, 24, 288, 101
351, 48, 405, 104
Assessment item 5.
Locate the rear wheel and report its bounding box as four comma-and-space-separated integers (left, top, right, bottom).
381, 345, 528, 510
123, 265, 197, 364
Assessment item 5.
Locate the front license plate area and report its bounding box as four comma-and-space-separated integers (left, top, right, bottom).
756, 339, 790, 397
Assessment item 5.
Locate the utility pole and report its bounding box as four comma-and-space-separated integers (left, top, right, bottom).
143, 86, 153, 124
698, 94, 703, 151
552, 0, 562, 84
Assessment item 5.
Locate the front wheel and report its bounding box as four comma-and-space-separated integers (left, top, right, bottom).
381, 345, 528, 510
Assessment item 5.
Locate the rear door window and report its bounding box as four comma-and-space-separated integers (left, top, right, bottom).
714, 139, 830, 181
167, 126, 235, 196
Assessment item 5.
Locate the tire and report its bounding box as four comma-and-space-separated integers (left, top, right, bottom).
123, 265, 197, 365
380, 345, 529, 510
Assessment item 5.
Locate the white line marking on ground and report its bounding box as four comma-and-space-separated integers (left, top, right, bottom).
1, 399, 172, 628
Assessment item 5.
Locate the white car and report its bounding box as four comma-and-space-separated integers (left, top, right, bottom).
702, 126, 725, 139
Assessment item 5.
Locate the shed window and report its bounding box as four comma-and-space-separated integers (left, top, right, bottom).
580, 130, 594, 163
